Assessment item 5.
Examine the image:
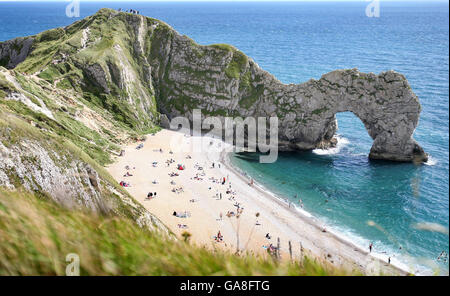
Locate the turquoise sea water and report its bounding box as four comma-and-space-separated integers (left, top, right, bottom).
0, 1, 448, 274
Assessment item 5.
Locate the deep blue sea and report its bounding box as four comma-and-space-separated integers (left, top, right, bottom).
0, 1, 448, 274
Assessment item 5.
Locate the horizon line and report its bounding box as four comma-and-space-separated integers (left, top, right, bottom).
0, 0, 448, 2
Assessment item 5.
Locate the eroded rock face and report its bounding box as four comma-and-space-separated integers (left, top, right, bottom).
152, 31, 427, 162
0, 137, 167, 232
0, 37, 34, 68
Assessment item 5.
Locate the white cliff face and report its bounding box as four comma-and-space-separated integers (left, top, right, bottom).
0, 136, 167, 233
0, 140, 105, 210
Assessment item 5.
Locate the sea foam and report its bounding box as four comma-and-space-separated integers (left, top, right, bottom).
312, 136, 350, 155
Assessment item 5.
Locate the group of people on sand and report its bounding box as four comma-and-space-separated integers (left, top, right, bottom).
123, 171, 133, 177
121, 139, 402, 271
120, 165, 137, 187
172, 186, 184, 194
193, 171, 206, 180
173, 211, 190, 218
146, 192, 157, 200
226, 187, 236, 195
119, 180, 131, 187
225, 211, 235, 218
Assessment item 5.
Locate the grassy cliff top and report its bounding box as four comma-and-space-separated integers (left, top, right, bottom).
0, 188, 352, 276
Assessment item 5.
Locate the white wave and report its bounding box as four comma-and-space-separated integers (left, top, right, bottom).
424, 155, 438, 166
312, 136, 349, 155
325, 225, 435, 275
293, 204, 313, 218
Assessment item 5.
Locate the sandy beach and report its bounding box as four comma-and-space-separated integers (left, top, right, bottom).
107, 129, 411, 275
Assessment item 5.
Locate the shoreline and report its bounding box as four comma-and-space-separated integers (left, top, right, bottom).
107, 128, 412, 276
221, 151, 413, 276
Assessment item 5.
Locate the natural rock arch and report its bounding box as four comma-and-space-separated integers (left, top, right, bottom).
269, 69, 428, 162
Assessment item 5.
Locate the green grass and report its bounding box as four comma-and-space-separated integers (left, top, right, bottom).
0, 188, 354, 276
0, 72, 16, 92
0, 100, 115, 165
210, 43, 235, 51
312, 107, 329, 115
225, 50, 248, 79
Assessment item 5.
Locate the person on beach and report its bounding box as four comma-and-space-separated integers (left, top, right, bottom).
388, 257, 391, 264
217, 231, 223, 242
369, 242, 373, 253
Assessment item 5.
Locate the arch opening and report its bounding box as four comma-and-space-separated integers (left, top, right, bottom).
334, 111, 373, 155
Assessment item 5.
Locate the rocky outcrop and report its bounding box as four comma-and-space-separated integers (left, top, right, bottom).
0, 37, 34, 69
0, 8, 427, 162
